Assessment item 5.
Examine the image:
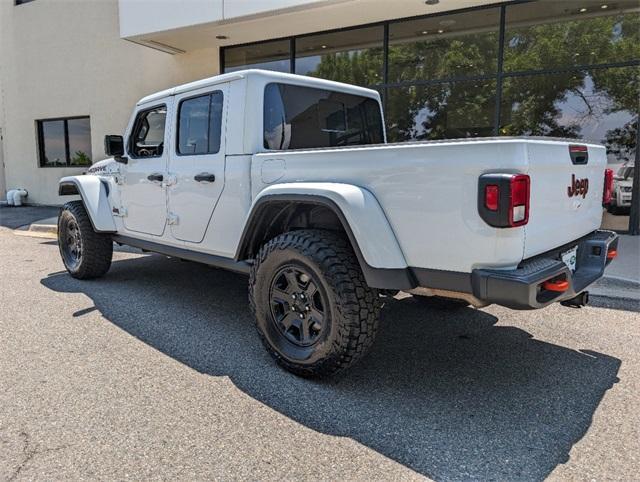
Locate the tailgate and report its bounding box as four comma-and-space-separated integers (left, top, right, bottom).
524, 140, 606, 259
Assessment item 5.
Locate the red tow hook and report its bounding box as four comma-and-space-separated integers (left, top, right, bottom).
542, 278, 570, 293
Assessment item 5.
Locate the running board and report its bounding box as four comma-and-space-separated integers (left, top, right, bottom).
112, 235, 251, 275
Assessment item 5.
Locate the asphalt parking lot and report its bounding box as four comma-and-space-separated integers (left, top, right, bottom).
1, 226, 639, 481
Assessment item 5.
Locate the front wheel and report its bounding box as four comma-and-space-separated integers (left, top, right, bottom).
58, 201, 113, 279
249, 230, 381, 377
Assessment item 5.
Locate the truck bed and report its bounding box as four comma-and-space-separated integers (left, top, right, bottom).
252, 136, 606, 273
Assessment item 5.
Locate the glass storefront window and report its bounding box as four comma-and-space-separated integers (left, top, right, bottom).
295, 26, 384, 86
388, 8, 500, 83
504, 0, 640, 72
386, 80, 496, 142
500, 67, 639, 163
67, 117, 93, 166
224, 39, 291, 73
37, 117, 92, 167
221, 1, 638, 158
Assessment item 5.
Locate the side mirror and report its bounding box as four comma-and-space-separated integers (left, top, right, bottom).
104, 135, 127, 163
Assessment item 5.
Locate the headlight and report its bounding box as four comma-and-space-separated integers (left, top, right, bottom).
622, 186, 632, 193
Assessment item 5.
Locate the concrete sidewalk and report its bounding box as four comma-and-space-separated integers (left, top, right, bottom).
590, 234, 639, 303
0, 204, 59, 229
602, 234, 640, 283
13, 216, 58, 238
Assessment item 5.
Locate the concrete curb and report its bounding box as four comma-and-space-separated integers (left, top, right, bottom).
14, 230, 57, 239
593, 276, 640, 290
590, 276, 640, 303
14, 217, 58, 239
601, 275, 640, 288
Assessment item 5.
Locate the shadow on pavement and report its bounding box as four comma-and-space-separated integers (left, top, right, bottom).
588, 295, 640, 313
0, 205, 60, 229
41, 254, 621, 481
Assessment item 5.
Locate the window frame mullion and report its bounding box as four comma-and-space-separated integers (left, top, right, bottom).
63, 119, 71, 166
493, 4, 506, 136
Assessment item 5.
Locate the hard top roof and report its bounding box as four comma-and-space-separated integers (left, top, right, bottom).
137, 69, 380, 106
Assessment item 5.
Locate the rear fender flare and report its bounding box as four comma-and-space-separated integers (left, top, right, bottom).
237, 183, 414, 289
58, 176, 116, 233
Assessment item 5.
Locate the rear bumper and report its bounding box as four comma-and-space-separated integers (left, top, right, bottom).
471, 230, 618, 310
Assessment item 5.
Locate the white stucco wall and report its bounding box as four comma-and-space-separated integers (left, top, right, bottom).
0, 0, 219, 205
119, 0, 224, 39
223, 0, 325, 19
118, 0, 502, 53
0, 0, 6, 200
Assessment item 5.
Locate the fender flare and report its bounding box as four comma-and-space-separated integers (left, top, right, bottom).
236, 183, 416, 290
58, 176, 116, 233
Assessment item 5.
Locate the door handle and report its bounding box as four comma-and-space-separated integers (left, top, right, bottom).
147, 173, 164, 182
194, 173, 216, 183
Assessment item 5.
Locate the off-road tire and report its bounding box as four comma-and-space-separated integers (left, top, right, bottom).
249, 229, 381, 377
58, 201, 113, 279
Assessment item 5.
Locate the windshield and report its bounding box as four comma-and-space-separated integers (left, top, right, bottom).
618, 166, 635, 179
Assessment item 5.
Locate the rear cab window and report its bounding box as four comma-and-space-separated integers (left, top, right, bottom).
177, 91, 224, 155
263, 83, 383, 150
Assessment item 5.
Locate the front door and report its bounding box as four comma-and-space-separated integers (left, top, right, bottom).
167, 85, 228, 243
120, 103, 170, 236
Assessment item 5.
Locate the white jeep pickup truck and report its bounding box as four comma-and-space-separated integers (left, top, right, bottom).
57, 70, 619, 377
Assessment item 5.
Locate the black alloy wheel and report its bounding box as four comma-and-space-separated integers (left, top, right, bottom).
60, 216, 83, 270
269, 265, 328, 347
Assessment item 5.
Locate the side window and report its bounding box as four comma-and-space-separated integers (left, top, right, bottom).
177, 91, 223, 155
129, 106, 166, 158
264, 84, 290, 150
263, 83, 383, 150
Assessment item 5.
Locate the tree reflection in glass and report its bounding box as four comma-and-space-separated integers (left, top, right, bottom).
500, 67, 638, 163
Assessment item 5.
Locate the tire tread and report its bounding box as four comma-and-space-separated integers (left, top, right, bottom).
58, 201, 112, 279
249, 229, 380, 377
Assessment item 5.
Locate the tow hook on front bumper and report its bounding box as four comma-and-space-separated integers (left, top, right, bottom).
560, 291, 589, 308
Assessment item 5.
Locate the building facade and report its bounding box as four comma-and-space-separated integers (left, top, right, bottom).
0, 0, 638, 207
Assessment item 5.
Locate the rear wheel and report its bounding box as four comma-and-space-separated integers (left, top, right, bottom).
249, 229, 381, 377
58, 201, 113, 279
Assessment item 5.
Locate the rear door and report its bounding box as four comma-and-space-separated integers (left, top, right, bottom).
167, 84, 228, 243
524, 140, 606, 258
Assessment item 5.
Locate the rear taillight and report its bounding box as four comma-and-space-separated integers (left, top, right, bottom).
509, 174, 530, 226
478, 173, 531, 228
603, 168, 614, 205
